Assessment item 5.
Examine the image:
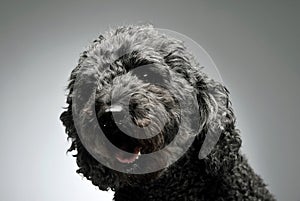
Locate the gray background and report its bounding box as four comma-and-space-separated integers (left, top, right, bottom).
0, 0, 299, 200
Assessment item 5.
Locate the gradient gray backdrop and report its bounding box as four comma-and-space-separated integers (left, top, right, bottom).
0, 0, 299, 200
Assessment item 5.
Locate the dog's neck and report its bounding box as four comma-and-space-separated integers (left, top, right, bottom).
113, 133, 274, 201
114, 136, 218, 200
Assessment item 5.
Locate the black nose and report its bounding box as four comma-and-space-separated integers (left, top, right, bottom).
105, 105, 123, 113
97, 109, 140, 153
98, 109, 124, 131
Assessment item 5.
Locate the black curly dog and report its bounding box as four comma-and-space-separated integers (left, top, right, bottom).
60, 25, 275, 200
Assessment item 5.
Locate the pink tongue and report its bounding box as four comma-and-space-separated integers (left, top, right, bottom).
115, 147, 141, 163
115, 153, 139, 163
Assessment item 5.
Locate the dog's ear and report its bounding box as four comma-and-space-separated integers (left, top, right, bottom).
60, 81, 119, 191
197, 79, 242, 175
162, 44, 241, 171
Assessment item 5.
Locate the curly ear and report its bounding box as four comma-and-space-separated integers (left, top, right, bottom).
161, 40, 242, 175
197, 78, 242, 175
60, 77, 118, 191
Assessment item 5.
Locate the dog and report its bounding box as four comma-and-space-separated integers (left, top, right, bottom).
60, 24, 275, 200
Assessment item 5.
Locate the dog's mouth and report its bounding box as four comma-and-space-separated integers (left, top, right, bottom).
115, 146, 141, 164
98, 111, 147, 164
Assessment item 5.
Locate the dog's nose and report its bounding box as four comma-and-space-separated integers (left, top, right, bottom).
103, 105, 125, 126
105, 105, 123, 113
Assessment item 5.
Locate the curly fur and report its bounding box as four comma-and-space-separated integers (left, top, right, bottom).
60, 24, 275, 200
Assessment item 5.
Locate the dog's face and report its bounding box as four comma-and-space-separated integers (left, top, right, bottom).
94, 69, 180, 185
68, 61, 201, 187
60, 25, 228, 190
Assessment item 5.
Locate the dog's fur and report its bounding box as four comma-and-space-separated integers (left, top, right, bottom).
60, 24, 275, 200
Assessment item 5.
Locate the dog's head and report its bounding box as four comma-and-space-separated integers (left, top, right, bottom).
60, 25, 241, 190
